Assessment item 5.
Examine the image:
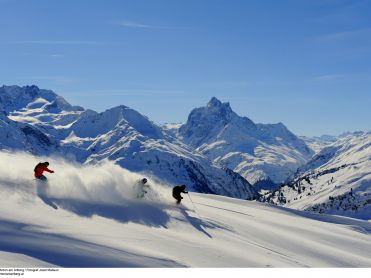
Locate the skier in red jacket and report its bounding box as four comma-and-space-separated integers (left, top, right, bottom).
34, 162, 54, 181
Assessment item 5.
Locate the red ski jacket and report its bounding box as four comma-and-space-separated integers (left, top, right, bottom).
34, 163, 54, 177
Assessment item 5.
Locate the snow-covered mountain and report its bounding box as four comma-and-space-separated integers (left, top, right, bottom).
174, 97, 313, 187
1, 151, 370, 267
263, 132, 371, 219
0, 85, 83, 115
0, 85, 255, 199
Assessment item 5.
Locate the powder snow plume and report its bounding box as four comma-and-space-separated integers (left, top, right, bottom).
0, 151, 178, 217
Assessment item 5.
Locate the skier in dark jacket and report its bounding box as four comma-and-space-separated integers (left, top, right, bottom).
172, 185, 188, 204
34, 162, 54, 181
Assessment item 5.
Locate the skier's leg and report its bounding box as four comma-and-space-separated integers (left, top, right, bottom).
36, 175, 47, 182
137, 191, 144, 199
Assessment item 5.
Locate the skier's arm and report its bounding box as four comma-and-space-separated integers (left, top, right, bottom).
182, 190, 188, 194
45, 167, 54, 173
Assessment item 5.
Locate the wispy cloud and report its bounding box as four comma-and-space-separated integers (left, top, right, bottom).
311, 12, 358, 24
20, 52, 65, 59
313, 73, 371, 82
111, 20, 178, 30
3, 40, 125, 45
310, 0, 368, 24
315, 28, 371, 42
313, 74, 346, 81
49, 54, 64, 58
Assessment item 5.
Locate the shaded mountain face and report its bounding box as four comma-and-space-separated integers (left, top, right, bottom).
176, 97, 314, 187
179, 97, 257, 147
0, 112, 59, 155
264, 132, 371, 220
0, 86, 256, 199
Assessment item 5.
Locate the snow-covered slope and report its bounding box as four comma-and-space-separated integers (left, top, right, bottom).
176, 97, 313, 187
0, 112, 58, 155
263, 132, 371, 220
0, 86, 255, 199
0, 151, 370, 267
299, 135, 337, 154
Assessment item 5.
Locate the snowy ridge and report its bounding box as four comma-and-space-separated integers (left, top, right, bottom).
0, 85, 83, 115
299, 135, 336, 154
0, 151, 370, 267
263, 132, 371, 219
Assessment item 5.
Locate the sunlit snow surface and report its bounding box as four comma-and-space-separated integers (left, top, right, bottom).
0, 152, 370, 267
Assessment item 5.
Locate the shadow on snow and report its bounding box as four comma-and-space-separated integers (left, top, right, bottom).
0, 220, 184, 267
36, 181, 170, 228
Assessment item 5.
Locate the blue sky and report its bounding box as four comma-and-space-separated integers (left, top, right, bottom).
1, 0, 370, 136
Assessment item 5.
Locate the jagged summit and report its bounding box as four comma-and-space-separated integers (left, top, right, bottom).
207, 96, 221, 106
206, 97, 233, 116
207, 96, 231, 109
180, 97, 253, 146
177, 97, 313, 186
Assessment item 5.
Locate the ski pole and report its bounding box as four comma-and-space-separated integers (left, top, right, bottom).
187, 193, 201, 219
187, 194, 208, 232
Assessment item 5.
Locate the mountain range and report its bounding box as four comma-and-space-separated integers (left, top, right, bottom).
0, 85, 255, 199
1, 85, 370, 219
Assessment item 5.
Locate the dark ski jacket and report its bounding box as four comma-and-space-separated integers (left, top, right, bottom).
172, 185, 188, 199
34, 163, 54, 178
